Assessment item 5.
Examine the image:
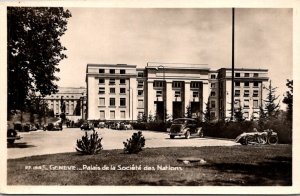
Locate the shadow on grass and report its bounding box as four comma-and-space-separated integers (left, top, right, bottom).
7, 142, 36, 148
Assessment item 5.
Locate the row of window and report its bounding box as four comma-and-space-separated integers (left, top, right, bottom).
98, 87, 144, 96
99, 98, 144, 108
155, 90, 200, 98
235, 72, 259, 78
153, 81, 202, 88
99, 110, 126, 119
235, 89, 259, 97
235, 99, 259, 108
99, 69, 126, 74
235, 81, 259, 87
99, 78, 127, 85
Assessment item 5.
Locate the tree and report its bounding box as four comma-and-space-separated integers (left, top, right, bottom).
262, 80, 280, 119
283, 79, 293, 121
185, 105, 192, 118
234, 106, 245, 122
203, 102, 212, 123
7, 7, 72, 112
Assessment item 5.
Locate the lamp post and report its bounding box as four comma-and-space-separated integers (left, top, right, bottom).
156, 65, 165, 123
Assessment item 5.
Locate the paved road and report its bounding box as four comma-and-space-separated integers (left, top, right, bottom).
7, 128, 237, 159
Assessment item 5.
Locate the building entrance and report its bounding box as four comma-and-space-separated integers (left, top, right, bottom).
173, 102, 183, 119
191, 102, 201, 118
155, 101, 165, 121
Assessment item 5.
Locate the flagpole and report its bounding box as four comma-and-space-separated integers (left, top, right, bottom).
231, 7, 235, 121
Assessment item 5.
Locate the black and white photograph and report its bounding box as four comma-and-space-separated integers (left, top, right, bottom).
1, 0, 299, 194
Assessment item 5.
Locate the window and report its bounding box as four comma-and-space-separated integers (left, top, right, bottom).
244, 73, 250, 77
244, 90, 250, 97
253, 82, 259, 87
235, 90, 240, 96
110, 111, 115, 119
244, 99, 249, 108
235, 73, 240, 77
175, 91, 181, 97
156, 90, 162, 97
244, 82, 250, 87
120, 98, 126, 106
211, 74, 216, 79
193, 91, 199, 98
210, 91, 216, 97
99, 87, 105, 94
99, 98, 105, 106
100, 111, 105, 119
172, 81, 182, 88
138, 72, 144, 77
234, 99, 240, 107
109, 79, 115, 85
138, 90, 143, 96
120, 79, 126, 84
191, 82, 201, 88
120, 111, 125, 118
244, 112, 249, 119
110, 98, 115, 106
138, 81, 144, 88
120, 88, 126, 94
253, 73, 259, 77
235, 81, 240, 87
211, 100, 216, 108
120, 69, 126, 74
138, 100, 144, 108
110, 88, 115, 94
99, 69, 105, 73
154, 81, 164, 87
110, 69, 115, 74
211, 112, 216, 118
253, 90, 259, 97
211, 83, 216, 88
253, 100, 259, 108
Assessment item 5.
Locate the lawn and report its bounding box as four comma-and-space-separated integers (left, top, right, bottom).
7, 145, 292, 186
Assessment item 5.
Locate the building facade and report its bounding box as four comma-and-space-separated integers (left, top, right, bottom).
86, 63, 269, 122
44, 87, 87, 121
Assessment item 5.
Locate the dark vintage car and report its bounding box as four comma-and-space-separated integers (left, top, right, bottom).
169, 118, 203, 139
80, 122, 94, 130
46, 121, 63, 131
7, 129, 21, 144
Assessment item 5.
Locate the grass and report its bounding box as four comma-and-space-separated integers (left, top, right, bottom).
7, 145, 292, 186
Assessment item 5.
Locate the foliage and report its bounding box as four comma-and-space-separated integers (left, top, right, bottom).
234, 106, 245, 122
123, 131, 145, 154
185, 105, 192, 118
7, 7, 72, 112
261, 80, 280, 119
76, 130, 103, 155
283, 79, 293, 121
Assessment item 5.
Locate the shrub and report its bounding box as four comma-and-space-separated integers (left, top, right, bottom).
123, 131, 145, 154
76, 130, 103, 155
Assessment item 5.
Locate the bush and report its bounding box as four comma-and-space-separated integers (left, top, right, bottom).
76, 130, 103, 155
123, 131, 145, 154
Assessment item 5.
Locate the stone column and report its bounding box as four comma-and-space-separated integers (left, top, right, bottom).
147, 81, 155, 118
165, 81, 173, 120
202, 82, 209, 120
129, 78, 137, 121
184, 81, 191, 115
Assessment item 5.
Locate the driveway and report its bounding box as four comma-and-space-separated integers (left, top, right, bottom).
7, 128, 237, 159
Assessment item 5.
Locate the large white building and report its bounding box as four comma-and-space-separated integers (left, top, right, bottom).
85, 63, 269, 122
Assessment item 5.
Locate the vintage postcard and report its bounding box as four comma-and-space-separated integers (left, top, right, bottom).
0, 0, 299, 194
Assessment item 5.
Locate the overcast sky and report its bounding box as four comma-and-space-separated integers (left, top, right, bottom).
57, 8, 292, 108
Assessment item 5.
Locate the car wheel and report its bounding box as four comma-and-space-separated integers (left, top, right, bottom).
170, 135, 175, 139
185, 131, 190, 139
268, 136, 278, 145
7, 139, 15, 144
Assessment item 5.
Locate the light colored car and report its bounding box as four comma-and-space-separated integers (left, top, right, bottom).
169, 118, 203, 139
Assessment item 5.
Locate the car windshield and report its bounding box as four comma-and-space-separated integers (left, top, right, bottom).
173, 119, 186, 124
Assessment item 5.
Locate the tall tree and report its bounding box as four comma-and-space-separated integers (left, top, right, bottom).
283, 79, 293, 121
234, 106, 245, 122
7, 7, 71, 112
262, 80, 280, 119
203, 102, 212, 123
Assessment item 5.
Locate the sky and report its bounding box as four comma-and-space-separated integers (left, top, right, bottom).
57, 8, 292, 108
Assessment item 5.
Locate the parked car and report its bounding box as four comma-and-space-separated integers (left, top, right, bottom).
80, 122, 94, 130
98, 122, 105, 128
46, 121, 62, 131
23, 123, 38, 132
7, 128, 21, 144
123, 123, 133, 130
169, 118, 203, 139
